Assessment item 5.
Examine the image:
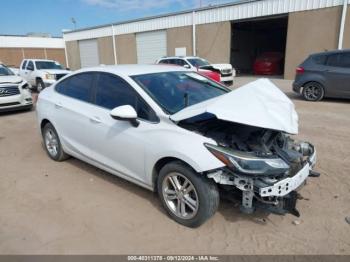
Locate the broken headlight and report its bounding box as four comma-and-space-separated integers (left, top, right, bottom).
205, 143, 289, 175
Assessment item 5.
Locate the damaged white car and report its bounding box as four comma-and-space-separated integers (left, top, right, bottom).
36, 65, 318, 227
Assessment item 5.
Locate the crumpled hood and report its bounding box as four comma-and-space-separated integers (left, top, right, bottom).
43, 69, 71, 75
0, 75, 23, 84
170, 79, 299, 134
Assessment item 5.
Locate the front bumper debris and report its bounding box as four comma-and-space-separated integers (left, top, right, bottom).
207, 144, 318, 217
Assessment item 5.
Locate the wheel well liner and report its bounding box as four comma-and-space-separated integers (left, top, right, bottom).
40, 119, 51, 133
152, 157, 196, 192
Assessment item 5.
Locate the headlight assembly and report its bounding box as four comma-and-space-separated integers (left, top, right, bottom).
45, 74, 55, 80
205, 143, 289, 175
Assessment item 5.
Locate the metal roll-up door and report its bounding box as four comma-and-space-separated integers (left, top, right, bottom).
136, 30, 167, 64
79, 39, 99, 68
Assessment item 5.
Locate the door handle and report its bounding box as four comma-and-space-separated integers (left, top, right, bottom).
54, 102, 63, 109
89, 116, 101, 124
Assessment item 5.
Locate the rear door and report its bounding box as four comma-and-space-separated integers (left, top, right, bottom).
53, 72, 97, 156
324, 52, 350, 97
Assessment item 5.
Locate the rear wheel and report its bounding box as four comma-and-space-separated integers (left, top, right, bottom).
157, 161, 219, 228
302, 82, 324, 101
42, 123, 69, 161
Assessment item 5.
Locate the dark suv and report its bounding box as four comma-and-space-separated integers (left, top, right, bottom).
293, 50, 350, 101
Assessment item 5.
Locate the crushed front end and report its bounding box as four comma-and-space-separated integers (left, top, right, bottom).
180, 116, 319, 217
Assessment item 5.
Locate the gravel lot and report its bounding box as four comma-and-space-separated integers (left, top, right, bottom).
0, 77, 349, 254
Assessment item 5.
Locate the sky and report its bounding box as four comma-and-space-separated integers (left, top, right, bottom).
1, 0, 239, 37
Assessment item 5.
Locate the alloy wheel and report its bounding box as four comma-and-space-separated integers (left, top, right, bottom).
304, 84, 321, 101
45, 129, 59, 157
162, 172, 199, 219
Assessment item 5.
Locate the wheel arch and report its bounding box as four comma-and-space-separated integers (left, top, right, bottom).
152, 157, 198, 192
40, 119, 51, 134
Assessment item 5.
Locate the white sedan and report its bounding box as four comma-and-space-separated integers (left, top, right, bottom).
36, 65, 317, 227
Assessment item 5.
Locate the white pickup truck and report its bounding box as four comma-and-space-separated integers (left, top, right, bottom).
19, 59, 71, 92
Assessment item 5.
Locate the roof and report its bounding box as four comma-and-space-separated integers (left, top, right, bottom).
25, 59, 58, 62
75, 64, 189, 76
160, 56, 200, 59
310, 49, 350, 56
63, 0, 349, 42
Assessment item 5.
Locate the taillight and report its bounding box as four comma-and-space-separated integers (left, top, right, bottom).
296, 67, 305, 74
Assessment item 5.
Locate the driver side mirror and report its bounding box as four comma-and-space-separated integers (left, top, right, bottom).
183, 64, 190, 69
110, 105, 139, 127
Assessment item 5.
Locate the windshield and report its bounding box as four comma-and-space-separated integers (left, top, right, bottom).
35, 61, 63, 70
131, 71, 229, 114
187, 58, 210, 67
0, 65, 14, 76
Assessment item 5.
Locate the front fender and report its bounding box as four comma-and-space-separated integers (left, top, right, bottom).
143, 128, 225, 186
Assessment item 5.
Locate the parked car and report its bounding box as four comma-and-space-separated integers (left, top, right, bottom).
0, 63, 33, 112
19, 59, 71, 92
37, 65, 317, 227
253, 52, 284, 75
156, 56, 235, 85
293, 50, 350, 101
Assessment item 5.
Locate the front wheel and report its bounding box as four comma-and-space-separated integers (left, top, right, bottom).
302, 82, 324, 101
157, 161, 219, 228
36, 79, 46, 92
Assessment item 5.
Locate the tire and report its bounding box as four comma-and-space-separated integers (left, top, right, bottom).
42, 123, 69, 161
157, 161, 219, 228
36, 79, 46, 93
302, 82, 324, 101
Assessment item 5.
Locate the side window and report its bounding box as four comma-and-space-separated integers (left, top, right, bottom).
94, 73, 158, 122
55, 73, 94, 102
167, 59, 177, 65
326, 54, 340, 67
21, 60, 27, 69
175, 59, 186, 66
159, 59, 168, 64
313, 55, 327, 65
338, 53, 350, 68
27, 61, 34, 70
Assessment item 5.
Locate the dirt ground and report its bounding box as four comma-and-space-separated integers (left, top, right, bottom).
0, 77, 349, 255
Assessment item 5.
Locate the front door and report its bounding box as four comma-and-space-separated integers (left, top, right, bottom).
86, 72, 159, 184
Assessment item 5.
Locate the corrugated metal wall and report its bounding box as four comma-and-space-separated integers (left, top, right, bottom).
63, 0, 349, 41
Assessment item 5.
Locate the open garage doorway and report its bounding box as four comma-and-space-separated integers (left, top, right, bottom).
231, 16, 288, 77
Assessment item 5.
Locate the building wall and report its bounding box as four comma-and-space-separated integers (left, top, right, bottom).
66, 40, 81, 70
284, 6, 341, 79
115, 34, 137, 64
167, 26, 193, 56
0, 47, 66, 67
196, 21, 231, 63
98, 36, 115, 65
46, 48, 67, 67
0, 48, 23, 66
